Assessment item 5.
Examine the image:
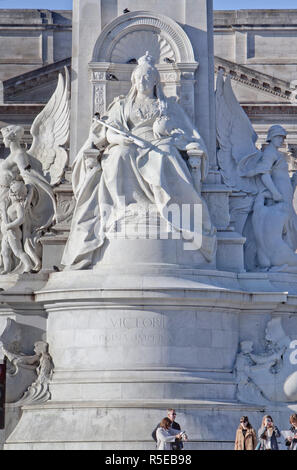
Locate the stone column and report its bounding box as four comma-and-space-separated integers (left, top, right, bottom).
70, 0, 103, 163
184, 0, 217, 169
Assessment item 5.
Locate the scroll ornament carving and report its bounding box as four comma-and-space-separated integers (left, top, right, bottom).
94, 84, 105, 116
93, 71, 106, 81
56, 196, 76, 225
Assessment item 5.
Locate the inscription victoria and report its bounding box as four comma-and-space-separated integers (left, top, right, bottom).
98, 316, 168, 346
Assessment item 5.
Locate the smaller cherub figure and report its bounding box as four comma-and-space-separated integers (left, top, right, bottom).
33, 341, 54, 385
0, 180, 33, 274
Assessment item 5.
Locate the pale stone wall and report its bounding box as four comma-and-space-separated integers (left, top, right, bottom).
0, 9, 72, 81
213, 10, 297, 83
1, 9, 296, 86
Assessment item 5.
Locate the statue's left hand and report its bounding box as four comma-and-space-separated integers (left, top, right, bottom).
185, 143, 204, 156
89, 120, 104, 143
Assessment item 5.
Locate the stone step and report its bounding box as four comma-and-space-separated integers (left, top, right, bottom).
49, 380, 237, 402
4, 399, 268, 450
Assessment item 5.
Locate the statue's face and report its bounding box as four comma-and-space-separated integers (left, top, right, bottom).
134, 66, 156, 95
0, 172, 12, 187
1, 126, 23, 147
271, 135, 285, 148
34, 342, 46, 354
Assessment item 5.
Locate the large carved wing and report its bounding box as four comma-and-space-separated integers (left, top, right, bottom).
28, 67, 70, 186
216, 71, 260, 194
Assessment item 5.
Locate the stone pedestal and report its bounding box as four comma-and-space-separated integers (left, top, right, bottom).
3, 269, 297, 450
3, 0, 297, 452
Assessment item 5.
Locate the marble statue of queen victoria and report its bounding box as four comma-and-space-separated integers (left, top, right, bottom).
62, 52, 216, 270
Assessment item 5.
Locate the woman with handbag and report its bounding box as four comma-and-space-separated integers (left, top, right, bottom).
234, 416, 257, 450
258, 415, 281, 450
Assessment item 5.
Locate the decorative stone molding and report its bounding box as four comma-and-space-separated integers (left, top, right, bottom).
3, 58, 71, 103
92, 11, 196, 64
94, 83, 106, 116
89, 11, 198, 121
243, 105, 297, 115
110, 30, 175, 65
215, 56, 296, 102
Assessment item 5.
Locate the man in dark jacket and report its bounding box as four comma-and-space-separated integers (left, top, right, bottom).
152, 409, 184, 450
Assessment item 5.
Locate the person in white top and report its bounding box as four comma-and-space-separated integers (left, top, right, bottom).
258, 415, 280, 450
156, 417, 186, 450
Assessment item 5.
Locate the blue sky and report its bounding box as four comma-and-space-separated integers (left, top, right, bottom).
0, 0, 297, 10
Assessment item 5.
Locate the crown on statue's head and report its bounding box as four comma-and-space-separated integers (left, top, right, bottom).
137, 51, 155, 67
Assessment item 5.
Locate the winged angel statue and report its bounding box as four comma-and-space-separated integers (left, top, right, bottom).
216, 71, 297, 272
0, 69, 70, 274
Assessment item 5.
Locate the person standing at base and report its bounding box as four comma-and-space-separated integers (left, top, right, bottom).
258, 415, 281, 450
285, 414, 297, 450
234, 416, 257, 450
156, 417, 185, 451
152, 409, 186, 450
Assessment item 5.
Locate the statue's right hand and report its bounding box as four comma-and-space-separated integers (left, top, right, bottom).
89, 120, 103, 138
106, 129, 133, 146
123, 136, 135, 145
272, 191, 283, 202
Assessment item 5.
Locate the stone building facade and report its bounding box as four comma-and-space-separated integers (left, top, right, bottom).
0, 4, 297, 451
0, 8, 296, 158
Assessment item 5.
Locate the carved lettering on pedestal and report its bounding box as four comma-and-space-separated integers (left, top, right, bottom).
110, 317, 166, 329
98, 333, 165, 346
97, 316, 168, 346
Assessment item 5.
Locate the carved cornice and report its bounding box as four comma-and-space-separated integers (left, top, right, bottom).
215, 56, 296, 102
3, 57, 71, 101
0, 104, 44, 114
243, 105, 297, 115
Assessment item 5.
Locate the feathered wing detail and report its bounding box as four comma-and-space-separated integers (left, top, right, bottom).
28, 67, 70, 186
216, 71, 260, 194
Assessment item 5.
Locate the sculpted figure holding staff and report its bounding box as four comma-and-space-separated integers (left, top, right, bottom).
62, 52, 216, 269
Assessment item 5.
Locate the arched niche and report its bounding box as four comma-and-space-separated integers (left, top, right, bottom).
89, 11, 198, 122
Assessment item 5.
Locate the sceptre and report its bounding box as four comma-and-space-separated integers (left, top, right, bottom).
93, 113, 147, 149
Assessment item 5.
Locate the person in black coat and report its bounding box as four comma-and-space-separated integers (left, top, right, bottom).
152, 409, 185, 450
